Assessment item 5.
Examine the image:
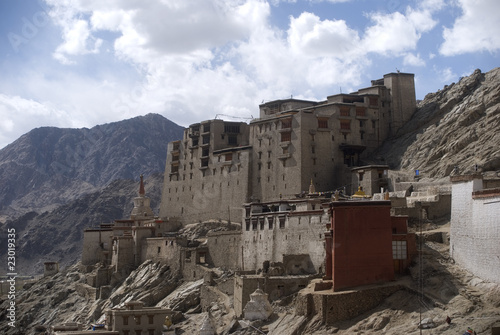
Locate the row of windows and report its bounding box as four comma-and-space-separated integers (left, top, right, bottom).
167, 177, 241, 194
121, 314, 156, 326
257, 115, 373, 135
189, 134, 238, 147
245, 216, 286, 231
121, 329, 155, 335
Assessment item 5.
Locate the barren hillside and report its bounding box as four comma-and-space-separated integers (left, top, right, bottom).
374, 67, 500, 179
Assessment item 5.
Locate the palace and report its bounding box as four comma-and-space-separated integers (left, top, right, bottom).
159, 72, 416, 223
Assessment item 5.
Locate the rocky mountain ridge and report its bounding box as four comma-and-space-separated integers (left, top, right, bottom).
0, 113, 183, 220
374, 67, 500, 178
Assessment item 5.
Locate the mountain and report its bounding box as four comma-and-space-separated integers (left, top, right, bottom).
373, 68, 500, 178
0, 113, 183, 220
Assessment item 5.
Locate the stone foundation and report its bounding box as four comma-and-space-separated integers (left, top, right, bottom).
295, 282, 402, 324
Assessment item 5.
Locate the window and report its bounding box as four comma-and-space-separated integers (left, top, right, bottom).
245, 219, 250, 231
225, 153, 232, 161
202, 135, 210, 145
392, 241, 407, 259
171, 165, 179, 173
134, 315, 141, 325
356, 107, 366, 117
172, 153, 179, 161
148, 315, 154, 324
192, 137, 199, 146
157, 247, 161, 254
279, 216, 285, 229
252, 218, 258, 231
369, 97, 378, 106
281, 132, 291, 142
203, 124, 211, 132
340, 106, 350, 116
202, 148, 209, 157
281, 118, 292, 129
123, 316, 129, 326
224, 123, 240, 133
359, 172, 364, 181
317, 118, 328, 129
268, 216, 274, 229
340, 120, 351, 130
228, 135, 238, 145
259, 217, 265, 230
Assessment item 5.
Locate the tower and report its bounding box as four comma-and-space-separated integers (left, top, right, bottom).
130, 175, 154, 220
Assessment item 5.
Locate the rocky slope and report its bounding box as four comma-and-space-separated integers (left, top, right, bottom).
0, 113, 183, 220
1, 225, 498, 335
373, 67, 500, 178
0, 173, 164, 275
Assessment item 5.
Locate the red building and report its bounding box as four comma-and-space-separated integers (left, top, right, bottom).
325, 200, 416, 291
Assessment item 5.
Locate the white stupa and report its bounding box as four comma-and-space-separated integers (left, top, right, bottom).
199, 313, 215, 335
243, 288, 273, 321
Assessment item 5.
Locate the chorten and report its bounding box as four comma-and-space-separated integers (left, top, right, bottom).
243, 288, 273, 321
130, 175, 154, 220
199, 313, 215, 335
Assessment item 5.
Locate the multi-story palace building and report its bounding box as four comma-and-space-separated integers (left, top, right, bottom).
160, 72, 416, 223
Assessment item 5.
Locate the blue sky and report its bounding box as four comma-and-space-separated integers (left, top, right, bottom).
0, 0, 499, 148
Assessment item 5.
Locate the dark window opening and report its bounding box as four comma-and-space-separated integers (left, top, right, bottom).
281, 132, 291, 142
224, 123, 241, 133
318, 118, 328, 128
228, 135, 238, 146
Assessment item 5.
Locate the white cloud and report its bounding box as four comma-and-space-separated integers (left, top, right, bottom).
0, 94, 69, 148
53, 19, 102, 64
403, 53, 425, 67
440, 0, 500, 55
362, 3, 439, 56
287, 12, 361, 58
1, 0, 461, 149
434, 66, 455, 83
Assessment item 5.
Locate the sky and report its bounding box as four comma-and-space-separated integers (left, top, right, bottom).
0, 0, 499, 149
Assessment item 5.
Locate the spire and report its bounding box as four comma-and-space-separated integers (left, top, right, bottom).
139, 174, 145, 196
308, 178, 315, 194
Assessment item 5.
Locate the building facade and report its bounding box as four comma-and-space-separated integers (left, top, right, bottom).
241, 197, 330, 274
160, 73, 416, 223
450, 174, 500, 284
325, 200, 416, 291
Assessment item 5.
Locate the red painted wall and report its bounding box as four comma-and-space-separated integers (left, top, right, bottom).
330, 201, 395, 291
